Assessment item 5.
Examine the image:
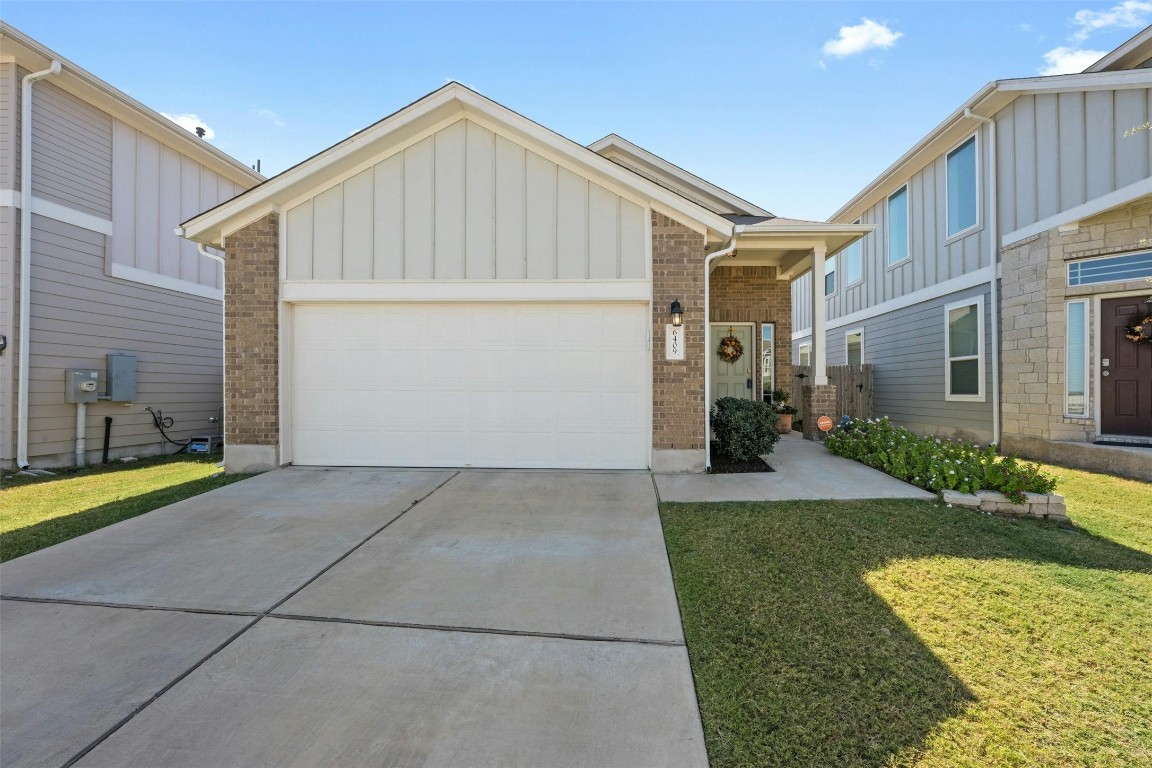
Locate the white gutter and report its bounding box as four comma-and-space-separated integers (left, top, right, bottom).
16, 59, 61, 469
964, 108, 1000, 447
702, 229, 741, 472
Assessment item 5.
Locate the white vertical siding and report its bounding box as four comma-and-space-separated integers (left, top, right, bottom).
111, 119, 242, 290
283, 118, 648, 281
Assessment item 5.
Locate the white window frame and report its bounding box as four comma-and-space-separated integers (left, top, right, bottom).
845, 328, 864, 366
944, 133, 981, 242
798, 342, 811, 367
886, 185, 911, 268
824, 254, 837, 297
761, 322, 776, 398
843, 220, 864, 288
944, 298, 985, 402
1065, 299, 1090, 418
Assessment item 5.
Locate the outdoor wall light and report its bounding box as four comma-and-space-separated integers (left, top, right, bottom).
670, 300, 684, 327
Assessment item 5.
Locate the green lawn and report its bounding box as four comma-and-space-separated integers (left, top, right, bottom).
1, 456, 250, 562
661, 464, 1152, 768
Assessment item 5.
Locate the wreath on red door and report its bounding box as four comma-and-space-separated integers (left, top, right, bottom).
717, 328, 744, 363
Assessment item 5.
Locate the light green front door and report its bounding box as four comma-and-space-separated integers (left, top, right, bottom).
710, 325, 755, 404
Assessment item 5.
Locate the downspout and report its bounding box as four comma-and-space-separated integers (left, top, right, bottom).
964, 108, 1000, 447
16, 60, 62, 469
703, 229, 741, 472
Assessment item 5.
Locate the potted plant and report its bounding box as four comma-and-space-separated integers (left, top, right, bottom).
770, 388, 798, 434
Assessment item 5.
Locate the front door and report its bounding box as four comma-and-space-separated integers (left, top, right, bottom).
710, 324, 755, 404
1100, 297, 1152, 437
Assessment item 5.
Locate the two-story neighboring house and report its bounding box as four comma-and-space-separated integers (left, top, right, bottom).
0, 22, 262, 469
793, 26, 1152, 475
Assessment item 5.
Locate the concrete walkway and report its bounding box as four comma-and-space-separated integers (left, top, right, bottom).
0, 470, 706, 768
655, 432, 936, 502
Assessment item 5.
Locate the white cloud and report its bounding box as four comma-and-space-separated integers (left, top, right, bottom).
161, 112, 214, 140
1038, 45, 1108, 74
254, 108, 285, 128
821, 18, 903, 59
1071, 0, 1152, 42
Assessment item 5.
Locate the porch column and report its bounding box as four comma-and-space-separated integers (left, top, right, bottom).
810, 243, 827, 385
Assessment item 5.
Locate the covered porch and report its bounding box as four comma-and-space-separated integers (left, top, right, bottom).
702, 218, 873, 458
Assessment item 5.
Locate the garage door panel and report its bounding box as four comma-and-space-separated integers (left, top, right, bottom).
292, 303, 648, 468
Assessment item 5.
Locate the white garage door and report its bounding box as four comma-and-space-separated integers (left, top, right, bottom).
290, 303, 650, 469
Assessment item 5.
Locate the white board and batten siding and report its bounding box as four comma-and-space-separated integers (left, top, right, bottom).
282, 118, 649, 282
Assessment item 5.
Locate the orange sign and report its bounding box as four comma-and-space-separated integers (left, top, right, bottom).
817, 415, 833, 432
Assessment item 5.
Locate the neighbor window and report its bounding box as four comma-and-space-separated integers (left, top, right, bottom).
1066, 300, 1088, 416
761, 323, 775, 399
846, 329, 863, 366
825, 255, 837, 296
947, 136, 978, 236
843, 224, 863, 286
1067, 250, 1152, 286
946, 299, 984, 400
887, 186, 909, 265
798, 342, 811, 367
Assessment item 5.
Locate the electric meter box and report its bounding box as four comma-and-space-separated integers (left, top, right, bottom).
107, 353, 138, 402
65, 369, 101, 404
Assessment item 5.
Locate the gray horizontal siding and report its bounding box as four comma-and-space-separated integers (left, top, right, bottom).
998, 89, 1152, 233
0, 207, 16, 460
16, 214, 223, 465
0, 63, 17, 192
30, 79, 113, 219
792, 284, 994, 444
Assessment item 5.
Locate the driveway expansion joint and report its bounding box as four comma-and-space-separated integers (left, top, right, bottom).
265, 612, 686, 647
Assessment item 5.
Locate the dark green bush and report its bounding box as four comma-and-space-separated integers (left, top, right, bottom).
711, 397, 780, 461
824, 417, 1057, 502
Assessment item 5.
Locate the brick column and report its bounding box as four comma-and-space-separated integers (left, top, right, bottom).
223, 212, 280, 473
651, 212, 706, 472
801, 384, 837, 441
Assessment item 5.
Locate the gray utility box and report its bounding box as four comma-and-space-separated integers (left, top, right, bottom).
107, 353, 138, 402
65, 369, 101, 404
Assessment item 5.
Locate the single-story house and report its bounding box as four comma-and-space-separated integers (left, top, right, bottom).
180, 83, 870, 473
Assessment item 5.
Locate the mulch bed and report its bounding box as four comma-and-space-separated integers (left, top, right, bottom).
708, 442, 774, 474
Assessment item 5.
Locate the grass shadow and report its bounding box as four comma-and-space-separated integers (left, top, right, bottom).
660, 498, 1152, 767
1, 473, 247, 563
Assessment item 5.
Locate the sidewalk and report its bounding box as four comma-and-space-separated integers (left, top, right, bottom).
655, 432, 936, 502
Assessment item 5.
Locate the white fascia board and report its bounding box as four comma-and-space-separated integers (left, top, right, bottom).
185, 85, 732, 247
1002, 176, 1152, 247
997, 69, 1152, 93
281, 279, 652, 303
589, 134, 772, 217
1085, 27, 1152, 73
0, 22, 261, 188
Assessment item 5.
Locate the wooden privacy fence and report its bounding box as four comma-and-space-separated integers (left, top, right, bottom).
791, 364, 874, 422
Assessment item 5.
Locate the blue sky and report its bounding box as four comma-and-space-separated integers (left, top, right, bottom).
3, 1, 1147, 219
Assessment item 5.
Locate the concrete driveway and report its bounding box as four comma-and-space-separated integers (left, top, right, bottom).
0, 469, 706, 768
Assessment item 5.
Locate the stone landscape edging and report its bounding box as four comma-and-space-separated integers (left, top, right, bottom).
941, 490, 1069, 523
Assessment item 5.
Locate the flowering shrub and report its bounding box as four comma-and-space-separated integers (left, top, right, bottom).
824, 417, 1056, 503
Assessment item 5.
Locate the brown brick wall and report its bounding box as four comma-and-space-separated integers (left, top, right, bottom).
801, 384, 837, 440
709, 264, 793, 397
224, 213, 280, 447
652, 212, 706, 450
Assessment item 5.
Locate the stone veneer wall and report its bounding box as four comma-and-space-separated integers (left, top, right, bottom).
223, 212, 280, 472
651, 212, 707, 469
709, 265, 793, 397
1000, 196, 1152, 446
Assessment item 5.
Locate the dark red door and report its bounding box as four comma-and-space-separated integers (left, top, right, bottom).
1100, 297, 1152, 437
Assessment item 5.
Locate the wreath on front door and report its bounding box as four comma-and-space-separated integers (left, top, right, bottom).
717, 328, 744, 363
1123, 309, 1152, 345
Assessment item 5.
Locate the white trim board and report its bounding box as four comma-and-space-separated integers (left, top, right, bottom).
1002, 176, 1152, 247
0, 189, 114, 236
109, 262, 223, 301
281, 279, 653, 303
792, 265, 996, 340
